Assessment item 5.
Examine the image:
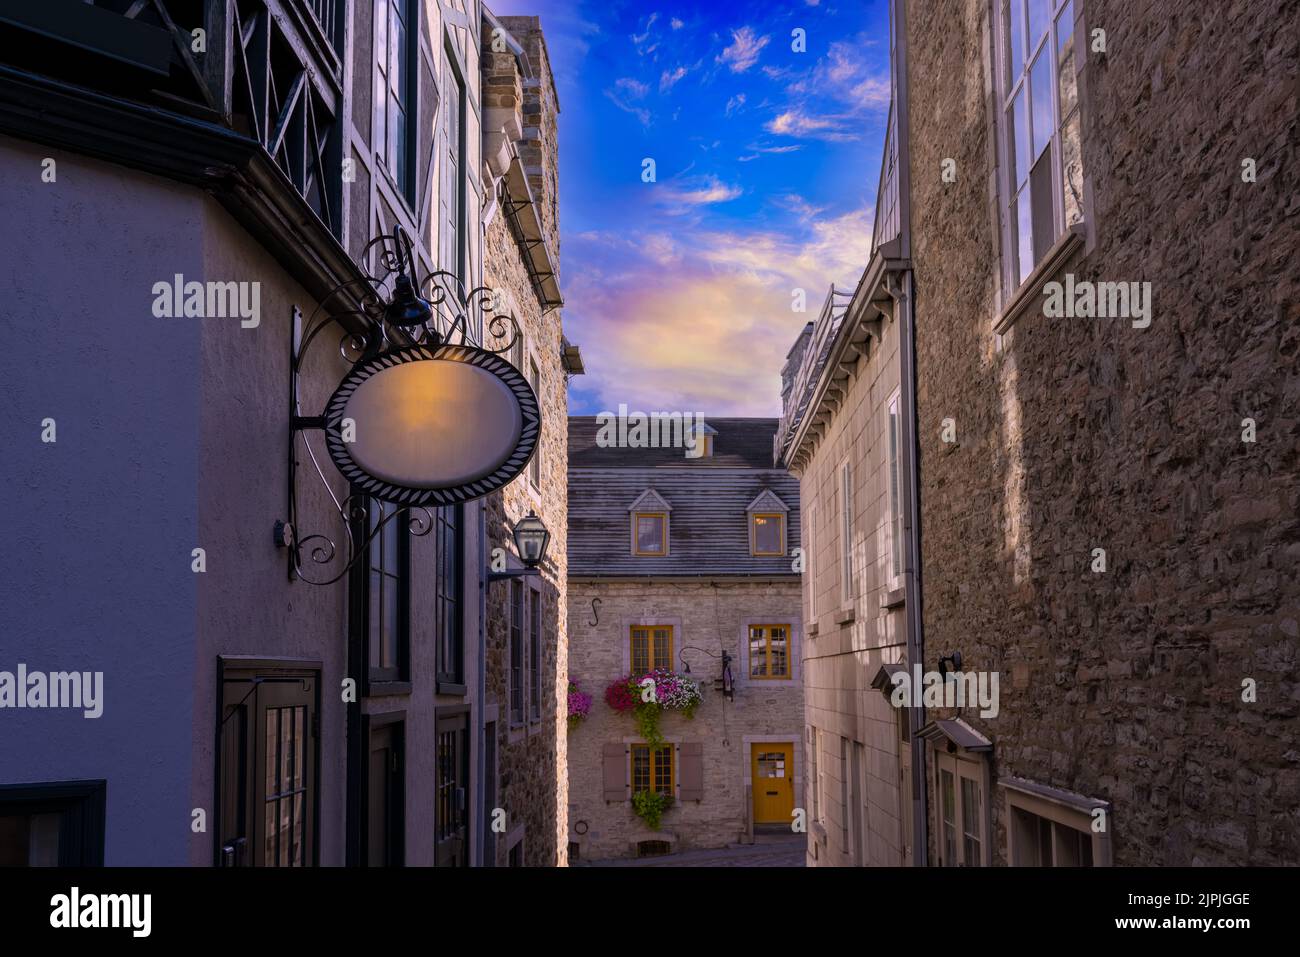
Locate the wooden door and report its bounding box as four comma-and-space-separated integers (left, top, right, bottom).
751, 743, 795, 824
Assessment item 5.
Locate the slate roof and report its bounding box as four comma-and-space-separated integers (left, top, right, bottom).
568, 417, 801, 577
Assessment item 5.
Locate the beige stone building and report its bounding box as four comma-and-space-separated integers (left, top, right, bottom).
778, 283, 919, 867
782, 0, 1298, 866
566, 418, 803, 860
479, 11, 578, 867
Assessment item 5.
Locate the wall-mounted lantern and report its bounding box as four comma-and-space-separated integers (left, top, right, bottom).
488, 511, 551, 583
275, 225, 539, 585
679, 647, 735, 701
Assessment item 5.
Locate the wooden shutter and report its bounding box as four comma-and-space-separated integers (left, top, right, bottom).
678, 742, 704, 802
602, 743, 627, 802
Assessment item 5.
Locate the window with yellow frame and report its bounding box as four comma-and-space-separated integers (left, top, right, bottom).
630, 625, 673, 674
751, 512, 785, 556
631, 743, 674, 796
748, 624, 791, 679
632, 512, 667, 556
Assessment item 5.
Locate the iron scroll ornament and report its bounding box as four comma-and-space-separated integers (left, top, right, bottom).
279, 224, 535, 584
323, 343, 540, 508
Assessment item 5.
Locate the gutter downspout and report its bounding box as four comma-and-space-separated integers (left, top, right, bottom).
896, 268, 928, 866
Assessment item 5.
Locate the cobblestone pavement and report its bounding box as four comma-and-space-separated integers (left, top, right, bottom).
582, 834, 806, 867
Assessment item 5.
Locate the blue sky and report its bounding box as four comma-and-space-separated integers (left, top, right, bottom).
490, 0, 892, 415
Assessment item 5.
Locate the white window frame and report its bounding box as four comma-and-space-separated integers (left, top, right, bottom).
1002, 779, 1112, 866
886, 389, 904, 588
804, 503, 817, 621
839, 462, 853, 603
934, 752, 990, 866
992, 0, 1083, 294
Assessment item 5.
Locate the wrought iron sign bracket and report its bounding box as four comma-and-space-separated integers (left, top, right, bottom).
276, 225, 531, 586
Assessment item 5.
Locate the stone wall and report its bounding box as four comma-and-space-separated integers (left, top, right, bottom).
482, 15, 570, 867
787, 300, 910, 867
566, 579, 804, 861
906, 0, 1299, 865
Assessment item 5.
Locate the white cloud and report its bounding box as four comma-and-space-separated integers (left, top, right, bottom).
655, 174, 743, 212
725, 93, 746, 116
605, 78, 651, 124
660, 66, 688, 92
717, 26, 770, 73
765, 109, 856, 141
670, 17, 684, 30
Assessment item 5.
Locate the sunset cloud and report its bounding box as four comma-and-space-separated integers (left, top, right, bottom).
717, 27, 770, 73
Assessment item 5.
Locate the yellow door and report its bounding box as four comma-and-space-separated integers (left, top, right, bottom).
751, 743, 795, 824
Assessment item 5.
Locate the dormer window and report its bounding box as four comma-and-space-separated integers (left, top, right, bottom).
628, 490, 671, 556
746, 490, 789, 557
686, 421, 717, 459
752, 514, 785, 555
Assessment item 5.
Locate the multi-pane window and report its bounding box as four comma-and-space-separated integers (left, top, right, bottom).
366, 498, 408, 683
805, 503, 817, 619
936, 754, 986, 866
374, 0, 414, 201
528, 587, 542, 721
751, 513, 785, 556
632, 512, 667, 556
509, 581, 524, 724
839, 463, 853, 600
443, 48, 467, 281
218, 663, 318, 868
997, 0, 1081, 288
435, 505, 463, 684
1010, 805, 1095, 866
887, 391, 904, 583
630, 625, 673, 674
810, 727, 823, 823
839, 738, 850, 851
748, 625, 791, 679
631, 744, 673, 796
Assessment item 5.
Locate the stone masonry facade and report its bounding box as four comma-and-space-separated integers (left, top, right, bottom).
906, 0, 1298, 864
566, 579, 804, 861
482, 15, 570, 867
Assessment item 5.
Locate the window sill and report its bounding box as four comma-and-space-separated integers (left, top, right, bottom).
834, 606, 856, 626
806, 621, 819, 637
993, 224, 1086, 336
811, 821, 828, 846
880, 587, 906, 610
436, 680, 468, 696
366, 680, 412, 698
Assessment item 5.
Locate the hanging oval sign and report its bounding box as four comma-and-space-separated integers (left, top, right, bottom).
324, 343, 539, 506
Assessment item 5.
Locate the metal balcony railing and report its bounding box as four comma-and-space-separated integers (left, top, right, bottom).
777, 286, 852, 463
871, 99, 900, 255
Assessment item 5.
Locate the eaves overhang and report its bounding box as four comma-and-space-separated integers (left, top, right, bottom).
782, 242, 910, 474
501, 152, 563, 311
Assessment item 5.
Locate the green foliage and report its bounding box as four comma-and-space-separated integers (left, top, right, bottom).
633, 701, 665, 748
632, 790, 673, 831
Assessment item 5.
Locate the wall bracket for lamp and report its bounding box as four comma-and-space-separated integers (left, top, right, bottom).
275, 224, 536, 585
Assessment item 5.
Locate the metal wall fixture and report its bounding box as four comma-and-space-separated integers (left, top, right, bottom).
678, 646, 736, 700
487, 511, 552, 584
276, 225, 538, 585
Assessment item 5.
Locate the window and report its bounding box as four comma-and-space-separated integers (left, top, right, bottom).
435, 504, 464, 687
365, 714, 405, 867
528, 359, 541, 487
810, 727, 823, 824
374, 0, 415, 202
805, 503, 817, 619
748, 624, 791, 679
630, 625, 673, 674
751, 513, 785, 556
0, 781, 106, 866
887, 390, 904, 583
631, 744, 673, 796
362, 497, 409, 686
434, 709, 470, 866
528, 586, 542, 722
996, 0, 1082, 289
1003, 778, 1109, 866
217, 661, 320, 867
839, 738, 850, 852
632, 512, 667, 556
442, 44, 467, 282
509, 581, 524, 725
935, 753, 986, 866
839, 463, 853, 601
